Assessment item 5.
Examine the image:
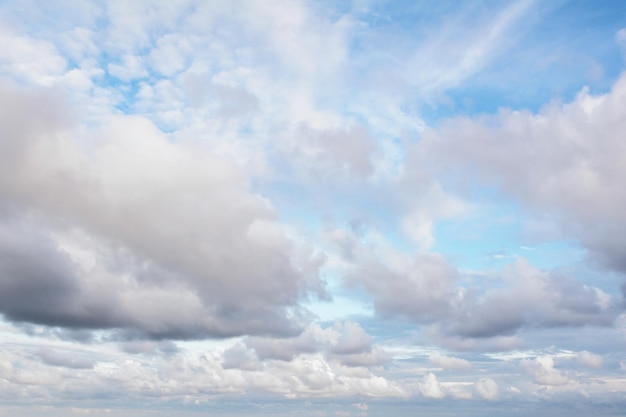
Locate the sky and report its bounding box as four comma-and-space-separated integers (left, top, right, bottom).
1, 0, 626, 416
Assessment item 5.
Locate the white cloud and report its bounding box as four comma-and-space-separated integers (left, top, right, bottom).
345, 239, 459, 324
521, 356, 569, 386
429, 353, 472, 371
244, 321, 389, 368
416, 73, 626, 273
0, 27, 67, 85
107, 54, 149, 82
406, 0, 536, 94
474, 377, 499, 400
576, 351, 603, 368
419, 373, 445, 399
442, 259, 617, 338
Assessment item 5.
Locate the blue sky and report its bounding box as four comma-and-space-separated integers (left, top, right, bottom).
1, 0, 626, 416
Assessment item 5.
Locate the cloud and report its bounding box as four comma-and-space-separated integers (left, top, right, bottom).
222, 343, 262, 371
429, 353, 472, 371
405, 0, 536, 94
0, 27, 67, 85
35, 347, 96, 369
416, 72, 626, 273
474, 377, 499, 400
419, 373, 445, 399
331, 321, 373, 355
346, 249, 459, 324
118, 340, 179, 356
344, 225, 616, 340
0, 82, 325, 339
521, 356, 569, 386
0, 338, 405, 401
244, 321, 389, 368
443, 259, 616, 339
576, 351, 603, 368
282, 125, 376, 180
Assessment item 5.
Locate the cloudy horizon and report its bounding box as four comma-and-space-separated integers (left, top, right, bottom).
1, 1, 626, 416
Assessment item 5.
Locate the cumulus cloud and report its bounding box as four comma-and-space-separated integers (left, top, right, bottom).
0, 27, 67, 85
419, 373, 445, 399
0, 82, 325, 339
416, 73, 626, 273
576, 350, 603, 368
443, 259, 617, 338
0, 339, 406, 401
521, 356, 569, 386
343, 223, 617, 340
474, 377, 499, 400
346, 249, 459, 324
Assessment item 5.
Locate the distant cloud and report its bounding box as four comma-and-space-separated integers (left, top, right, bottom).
419, 373, 445, 398
576, 350, 603, 368
429, 353, 472, 371
345, 230, 618, 340
244, 321, 390, 368
521, 356, 569, 386
474, 377, 499, 400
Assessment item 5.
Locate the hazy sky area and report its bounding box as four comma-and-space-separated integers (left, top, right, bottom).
1, 0, 626, 416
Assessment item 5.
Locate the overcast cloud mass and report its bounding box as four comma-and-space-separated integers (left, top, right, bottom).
1, 1, 626, 416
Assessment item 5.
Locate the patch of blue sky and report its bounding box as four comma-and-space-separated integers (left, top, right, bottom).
413, 2, 626, 122
430, 186, 585, 272
304, 292, 373, 323
103, 77, 143, 114
352, 0, 477, 33
354, 313, 423, 344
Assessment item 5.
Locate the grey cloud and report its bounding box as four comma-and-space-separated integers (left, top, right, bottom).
0, 83, 325, 339
244, 321, 389, 367
346, 249, 459, 324
342, 225, 618, 342
444, 260, 616, 339
246, 322, 329, 361
443, 259, 617, 340
119, 340, 179, 356
222, 343, 262, 371
332, 346, 390, 368
35, 347, 95, 369
330, 321, 372, 355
